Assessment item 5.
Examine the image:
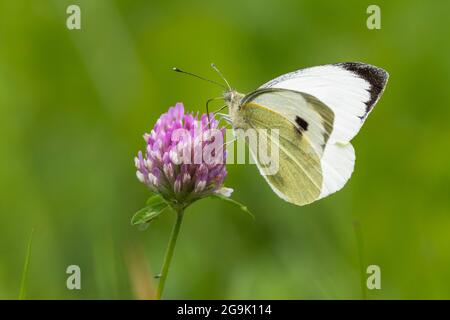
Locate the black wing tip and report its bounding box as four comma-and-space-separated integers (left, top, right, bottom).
336, 62, 389, 114
336, 62, 389, 83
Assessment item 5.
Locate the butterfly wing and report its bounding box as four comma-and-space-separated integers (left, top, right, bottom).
255, 62, 388, 200
260, 62, 389, 143
237, 89, 335, 205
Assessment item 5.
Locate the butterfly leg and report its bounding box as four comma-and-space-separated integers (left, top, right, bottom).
206, 97, 224, 128
213, 105, 228, 114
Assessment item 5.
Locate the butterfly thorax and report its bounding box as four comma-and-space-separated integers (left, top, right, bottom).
224, 90, 246, 129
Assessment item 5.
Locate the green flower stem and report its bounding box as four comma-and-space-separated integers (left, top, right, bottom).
156, 209, 184, 299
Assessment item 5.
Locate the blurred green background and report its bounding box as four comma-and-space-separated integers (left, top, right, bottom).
1, 0, 450, 299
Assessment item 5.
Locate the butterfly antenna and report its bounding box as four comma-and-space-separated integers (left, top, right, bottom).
172, 67, 226, 89
211, 63, 232, 90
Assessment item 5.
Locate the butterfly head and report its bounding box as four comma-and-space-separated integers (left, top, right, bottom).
224, 90, 244, 108
223, 90, 245, 127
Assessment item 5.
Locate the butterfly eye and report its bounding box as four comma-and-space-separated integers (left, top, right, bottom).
223, 91, 232, 102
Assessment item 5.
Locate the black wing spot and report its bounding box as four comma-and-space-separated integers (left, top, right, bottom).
295, 116, 309, 132
337, 62, 388, 115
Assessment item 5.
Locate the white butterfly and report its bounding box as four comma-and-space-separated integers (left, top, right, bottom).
175, 62, 389, 206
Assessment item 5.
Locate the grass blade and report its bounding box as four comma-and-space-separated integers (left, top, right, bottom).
19, 228, 34, 300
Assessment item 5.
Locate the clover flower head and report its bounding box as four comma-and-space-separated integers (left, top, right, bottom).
135, 103, 232, 209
